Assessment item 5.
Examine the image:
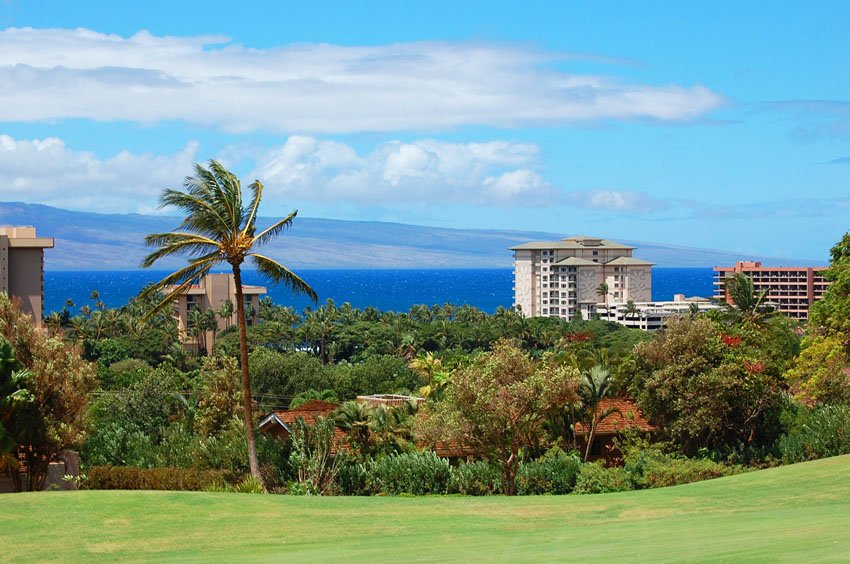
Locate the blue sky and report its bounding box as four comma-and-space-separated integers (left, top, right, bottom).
0, 1, 848, 260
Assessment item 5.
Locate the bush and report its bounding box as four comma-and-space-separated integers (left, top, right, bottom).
332, 355, 420, 400
336, 458, 371, 496
574, 463, 633, 494
368, 451, 451, 495
99, 358, 151, 390
623, 445, 739, 489
86, 466, 227, 491
778, 405, 850, 463
250, 349, 332, 397
448, 461, 502, 495
516, 448, 582, 495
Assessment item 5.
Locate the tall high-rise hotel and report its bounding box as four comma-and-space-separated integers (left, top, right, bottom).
512, 236, 653, 319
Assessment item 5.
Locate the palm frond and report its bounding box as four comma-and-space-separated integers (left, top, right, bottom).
160, 189, 230, 235
141, 232, 220, 267
252, 211, 297, 248
242, 180, 264, 238
139, 256, 219, 319
209, 159, 243, 229
250, 253, 317, 302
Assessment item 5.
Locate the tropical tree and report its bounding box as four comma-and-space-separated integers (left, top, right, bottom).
596, 281, 610, 311
623, 300, 639, 323
414, 340, 579, 495
140, 159, 317, 480
218, 299, 235, 328
723, 273, 772, 325
577, 364, 617, 462
334, 400, 374, 458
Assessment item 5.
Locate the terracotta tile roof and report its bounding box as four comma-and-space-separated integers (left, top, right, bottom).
271, 400, 341, 426
259, 400, 475, 459
573, 398, 657, 435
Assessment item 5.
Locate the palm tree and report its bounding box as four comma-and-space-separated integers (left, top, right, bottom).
218, 299, 234, 329
596, 281, 609, 311
724, 272, 772, 325
140, 159, 317, 480
578, 364, 618, 462
623, 300, 639, 325
333, 401, 374, 458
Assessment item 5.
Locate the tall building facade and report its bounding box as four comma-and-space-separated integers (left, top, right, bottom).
512, 236, 653, 319
713, 261, 829, 322
0, 226, 54, 327
166, 273, 266, 354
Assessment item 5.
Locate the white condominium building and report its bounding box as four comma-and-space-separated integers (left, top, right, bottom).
596, 295, 720, 331
511, 235, 653, 320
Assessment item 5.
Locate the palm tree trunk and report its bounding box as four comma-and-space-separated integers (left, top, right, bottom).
233, 263, 261, 481
584, 416, 597, 462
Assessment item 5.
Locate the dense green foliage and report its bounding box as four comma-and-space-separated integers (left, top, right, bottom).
574, 463, 633, 494
777, 405, 850, 463
629, 315, 794, 457
86, 466, 227, 491
0, 294, 97, 491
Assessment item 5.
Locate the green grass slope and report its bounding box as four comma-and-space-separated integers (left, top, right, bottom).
2, 456, 849, 562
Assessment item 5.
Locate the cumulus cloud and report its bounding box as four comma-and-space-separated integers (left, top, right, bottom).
0, 134, 197, 212
252, 137, 557, 205
0, 27, 725, 133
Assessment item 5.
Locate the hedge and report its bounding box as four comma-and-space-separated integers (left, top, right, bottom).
86, 466, 228, 491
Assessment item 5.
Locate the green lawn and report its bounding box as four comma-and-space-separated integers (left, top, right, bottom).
2, 456, 850, 562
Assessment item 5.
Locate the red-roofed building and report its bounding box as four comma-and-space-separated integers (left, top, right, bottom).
574, 398, 657, 464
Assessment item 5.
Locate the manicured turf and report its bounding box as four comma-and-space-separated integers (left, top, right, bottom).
2, 456, 850, 562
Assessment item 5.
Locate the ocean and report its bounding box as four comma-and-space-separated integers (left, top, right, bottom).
43, 268, 715, 316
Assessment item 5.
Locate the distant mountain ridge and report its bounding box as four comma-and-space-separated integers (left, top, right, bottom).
0, 201, 826, 270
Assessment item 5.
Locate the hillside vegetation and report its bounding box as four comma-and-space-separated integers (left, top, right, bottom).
2, 455, 849, 561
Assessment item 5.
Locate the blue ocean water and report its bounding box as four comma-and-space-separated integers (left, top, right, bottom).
43, 268, 715, 316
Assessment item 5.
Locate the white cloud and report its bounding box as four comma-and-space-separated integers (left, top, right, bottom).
565, 189, 668, 213
252, 137, 558, 205
0, 27, 725, 133
0, 134, 197, 212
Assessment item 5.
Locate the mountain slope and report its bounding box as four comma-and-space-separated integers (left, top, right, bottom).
0, 201, 824, 269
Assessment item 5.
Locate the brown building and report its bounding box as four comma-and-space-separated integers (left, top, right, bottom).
713, 261, 829, 322
0, 226, 54, 327
166, 273, 266, 354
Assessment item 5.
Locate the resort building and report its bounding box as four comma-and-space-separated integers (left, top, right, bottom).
166, 273, 266, 354
596, 294, 721, 331
0, 226, 54, 327
511, 236, 653, 320
713, 261, 829, 322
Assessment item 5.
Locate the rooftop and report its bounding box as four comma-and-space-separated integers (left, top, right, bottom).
573, 399, 657, 436
605, 256, 654, 266
511, 236, 635, 251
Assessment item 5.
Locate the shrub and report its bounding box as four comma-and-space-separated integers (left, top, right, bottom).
516, 448, 582, 495
86, 466, 227, 491
368, 451, 451, 495
447, 461, 502, 496
574, 463, 633, 494
332, 355, 420, 400
622, 445, 738, 489
99, 358, 151, 390
778, 405, 850, 463
336, 458, 371, 496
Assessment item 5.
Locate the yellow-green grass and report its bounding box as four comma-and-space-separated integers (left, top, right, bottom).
2, 456, 850, 562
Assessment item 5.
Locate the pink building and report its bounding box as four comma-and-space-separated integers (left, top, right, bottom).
713, 261, 829, 322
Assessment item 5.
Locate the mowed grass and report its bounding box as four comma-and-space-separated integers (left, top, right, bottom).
3, 456, 850, 562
